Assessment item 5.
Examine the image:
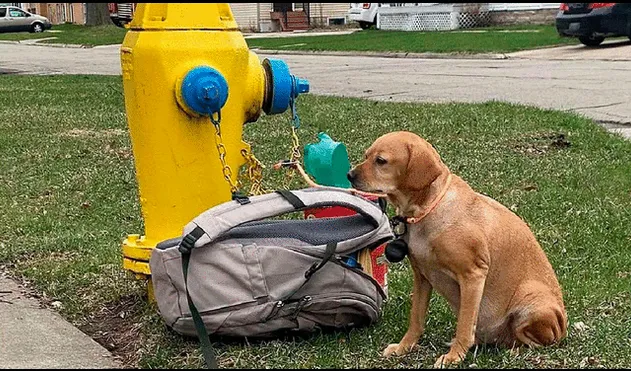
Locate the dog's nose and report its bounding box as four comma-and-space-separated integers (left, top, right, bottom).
347, 170, 356, 183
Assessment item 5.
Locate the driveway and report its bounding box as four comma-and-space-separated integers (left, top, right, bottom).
508, 38, 631, 61
1, 41, 629, 130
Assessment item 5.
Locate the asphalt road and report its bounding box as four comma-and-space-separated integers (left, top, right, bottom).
1, 40, 630, 127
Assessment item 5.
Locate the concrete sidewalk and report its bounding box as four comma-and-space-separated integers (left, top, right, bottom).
0, 273, 120, 369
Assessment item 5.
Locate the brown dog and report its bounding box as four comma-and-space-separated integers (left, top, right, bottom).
347, 131, 567, 368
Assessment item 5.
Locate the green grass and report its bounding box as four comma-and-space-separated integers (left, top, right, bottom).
1, 75, 631, 369
1, 23, 579, 53
0, 27, 54, 41
247, 25, 579, 54
0, 23, 127, 46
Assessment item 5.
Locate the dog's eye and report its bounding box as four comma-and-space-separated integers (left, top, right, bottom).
375, 156, 387, 165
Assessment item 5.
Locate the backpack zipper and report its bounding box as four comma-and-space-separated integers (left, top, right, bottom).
194, 300, 261, 317
263, 300, 285, 321
303, 291, 380, 314
263, 294, 314, 322
290, 296, 312, 319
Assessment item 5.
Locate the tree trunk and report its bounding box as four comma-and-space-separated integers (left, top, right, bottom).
85, 3, 111, 26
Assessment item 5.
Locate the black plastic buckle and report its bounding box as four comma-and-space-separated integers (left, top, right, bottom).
232, 192, 251, 205
178, 233, 197, 255
277, 159, 295, 168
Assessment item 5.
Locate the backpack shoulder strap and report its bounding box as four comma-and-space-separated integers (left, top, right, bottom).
183, 187, 388, 248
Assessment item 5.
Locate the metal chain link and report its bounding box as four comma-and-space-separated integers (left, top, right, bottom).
210, 113, 240, 195
290, 126, 301, 163
209, 94, 304, 196
283, 97, 302, 187
240, 147, 267, 195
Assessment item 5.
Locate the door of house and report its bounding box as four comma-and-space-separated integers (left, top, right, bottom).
273, 3, 294, 13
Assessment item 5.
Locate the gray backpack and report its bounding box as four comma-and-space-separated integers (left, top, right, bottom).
149, 188, 393, 368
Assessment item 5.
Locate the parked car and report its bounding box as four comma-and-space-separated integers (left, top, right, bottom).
556, 3, 631, 46
348, 3, 379, 29
108, 3, 137, 28
0, 6, 51, 33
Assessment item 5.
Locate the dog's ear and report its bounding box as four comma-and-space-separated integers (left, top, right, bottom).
402, 139, 443, 192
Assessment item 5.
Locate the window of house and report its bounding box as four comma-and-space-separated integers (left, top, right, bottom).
328, 17, 346, 26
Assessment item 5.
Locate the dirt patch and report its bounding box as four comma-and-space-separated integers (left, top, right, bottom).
59, 129, 126, 139
104, 142, 133, 160
513, 132, 571, 156
76, 294, 146, 368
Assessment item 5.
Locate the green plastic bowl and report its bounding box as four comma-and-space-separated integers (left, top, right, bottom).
303, 132, 352, 188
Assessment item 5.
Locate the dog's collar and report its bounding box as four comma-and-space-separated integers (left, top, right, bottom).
396, 173, 453, 225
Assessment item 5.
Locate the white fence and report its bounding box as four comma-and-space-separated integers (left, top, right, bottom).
376, 3, 561, 31
377, 3, 492, 32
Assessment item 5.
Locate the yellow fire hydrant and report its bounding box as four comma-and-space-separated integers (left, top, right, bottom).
120, 3, 309, 295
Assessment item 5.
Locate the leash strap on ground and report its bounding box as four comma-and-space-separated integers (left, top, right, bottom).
179, 226, 218, 370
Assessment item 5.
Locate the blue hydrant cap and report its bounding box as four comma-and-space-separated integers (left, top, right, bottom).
294, 77, 310, 95
180, 66, 229, 116
263, 58, 309, 115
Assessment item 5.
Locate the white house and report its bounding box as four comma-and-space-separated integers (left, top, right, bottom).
377, 3, 562, 31
228, 3, 351, 32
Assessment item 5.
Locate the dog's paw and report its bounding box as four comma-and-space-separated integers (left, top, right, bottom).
433, 352, 464, 369
382, 343, 415, 358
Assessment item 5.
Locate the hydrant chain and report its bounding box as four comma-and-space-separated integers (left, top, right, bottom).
284, 113, 303, 188
291, 127, 301, 162
241, 148, 266, 196
211, 116, 240, 195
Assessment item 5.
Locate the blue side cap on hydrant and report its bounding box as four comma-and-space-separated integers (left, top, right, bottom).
264, 59, 310, 114
180, 66, 229, 116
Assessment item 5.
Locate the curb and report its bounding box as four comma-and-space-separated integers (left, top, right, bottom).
250, 48, 509, 60
38, 42, 91, 49
596, 119, 631, 127
505, 54, 631, 62
2, 41, 506, 59
0, 40, 91, 49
